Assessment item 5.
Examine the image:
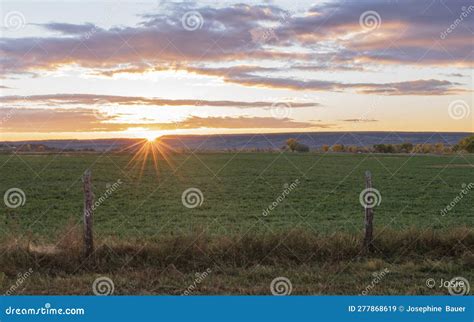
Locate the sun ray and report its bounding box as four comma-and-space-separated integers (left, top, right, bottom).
123, 136, 178, 180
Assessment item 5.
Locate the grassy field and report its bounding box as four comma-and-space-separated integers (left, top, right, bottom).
1, 152, 473, 236
0, 151, 473, 295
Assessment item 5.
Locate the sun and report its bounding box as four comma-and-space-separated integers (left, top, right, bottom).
137, 130, 163, 142
144, 133, 158, 142
124, 128, 164, 142
141, 130, 164, 142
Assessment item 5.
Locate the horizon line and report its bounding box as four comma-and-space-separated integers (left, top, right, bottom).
1, 130, 473, 143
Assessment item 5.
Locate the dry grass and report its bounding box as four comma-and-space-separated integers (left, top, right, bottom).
1, 227, 472, 272
0, 226, 472, 295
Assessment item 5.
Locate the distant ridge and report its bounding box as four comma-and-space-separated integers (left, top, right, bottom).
1, 132, 471, 152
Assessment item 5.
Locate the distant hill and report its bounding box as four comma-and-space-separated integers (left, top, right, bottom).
1, 132, 471, 152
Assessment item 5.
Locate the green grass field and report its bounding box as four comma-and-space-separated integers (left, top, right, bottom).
0, 152, 473, 295
1, 152, 473, 237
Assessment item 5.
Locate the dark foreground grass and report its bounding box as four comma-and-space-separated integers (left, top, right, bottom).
1, 226, 472, 295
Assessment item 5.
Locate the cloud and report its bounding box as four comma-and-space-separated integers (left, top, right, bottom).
0, 108, 325, 132
35, 22, 102, 35
185, 66, 466, 95
0, 93, 319, 108
355, 79, 466, 95
0, 1, 471, 94
341, 119, 378, 122
442, 73, 470, 78
0, 108, 112, 132
281, 0, 474, 66
155, 116, 324, 130
0, 4, 274, 75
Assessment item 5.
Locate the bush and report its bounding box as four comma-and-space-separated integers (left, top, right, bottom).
434, 143, 445, 154
331, 144, 345, 152
346, 145, 360, 153
454, 135, 474, 153
373, 144, 394, 153
399, 142, 413, 153
286, 138, 299, 152
295, 143, 309, 152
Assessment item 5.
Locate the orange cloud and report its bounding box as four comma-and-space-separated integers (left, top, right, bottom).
0, 94, 320, 108
0, 108, 327, 133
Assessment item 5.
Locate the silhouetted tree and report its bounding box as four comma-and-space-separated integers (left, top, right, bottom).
286, 138, 299, 152
295, 143, 309, 152
454, 135, 474, 153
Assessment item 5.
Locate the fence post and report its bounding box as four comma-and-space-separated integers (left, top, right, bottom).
363, 170, 374, 252
82, 169, 94, 257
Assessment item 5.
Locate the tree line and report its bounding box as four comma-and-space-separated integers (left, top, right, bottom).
284, 135, 474, 154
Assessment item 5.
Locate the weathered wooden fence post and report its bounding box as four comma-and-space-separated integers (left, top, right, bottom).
363, 170, 374, 252
82, 169, 94, 257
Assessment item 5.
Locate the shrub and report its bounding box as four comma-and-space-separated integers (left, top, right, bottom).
331, 144, 345, 152
295, 143, 309, 152
286, 138, 299, 152
454, 135, 474, 153
434, 143, 445, 154
346, 145, 359, 153
373, 144, 394, 153
399, 142, 413, 153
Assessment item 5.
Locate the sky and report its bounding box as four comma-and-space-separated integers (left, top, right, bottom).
0, 0, 473, 141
